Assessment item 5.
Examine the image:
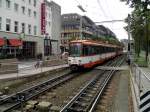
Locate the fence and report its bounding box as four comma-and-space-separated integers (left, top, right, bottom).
130, 62, 150, 112
131, 63, 150, 93
0, 59, 68, 80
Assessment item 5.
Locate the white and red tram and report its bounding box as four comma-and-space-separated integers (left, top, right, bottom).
68, 40, 122, 71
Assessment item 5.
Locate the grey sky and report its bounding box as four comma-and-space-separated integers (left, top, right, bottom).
50, 0, 132, 40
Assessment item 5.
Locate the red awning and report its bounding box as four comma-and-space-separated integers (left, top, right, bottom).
0, 38, 5, 46
9, 39, 22, 47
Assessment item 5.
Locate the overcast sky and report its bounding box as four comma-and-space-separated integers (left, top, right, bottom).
50, 0, 132, 40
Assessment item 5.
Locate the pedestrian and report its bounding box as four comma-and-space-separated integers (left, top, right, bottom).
35, 59, 40, 68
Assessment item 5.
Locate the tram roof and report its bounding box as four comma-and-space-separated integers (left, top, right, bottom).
70, 40, 120, 48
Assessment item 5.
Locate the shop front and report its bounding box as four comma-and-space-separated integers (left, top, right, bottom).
0, 38, 22, 59
22, 41, 36, 59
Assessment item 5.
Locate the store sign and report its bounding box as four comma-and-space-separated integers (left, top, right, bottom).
41, 3, 46, 35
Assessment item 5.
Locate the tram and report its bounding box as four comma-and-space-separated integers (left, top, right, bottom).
68, 40, 122, 71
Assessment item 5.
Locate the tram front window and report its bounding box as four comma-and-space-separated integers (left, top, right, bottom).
70, 43, 82, 57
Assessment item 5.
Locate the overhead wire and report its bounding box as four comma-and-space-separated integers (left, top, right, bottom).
96, 0, 108, 18
104, 0, 114, 31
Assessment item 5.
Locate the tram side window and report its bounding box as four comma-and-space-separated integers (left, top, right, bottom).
101, 47, 104, 54
96, 46, 100, 54
89, 46, 94, 55
104, 47, 106, 53
99, 46, 102, 54
106, 47, 108, 53
0, 48, 2, 55
95, 46, 98, 54
83, 45, 89, 56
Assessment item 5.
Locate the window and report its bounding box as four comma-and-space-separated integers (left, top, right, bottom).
21, 23, 25, 33
34, 26, 37, 35
6, 19, 11, 31
6, 0, 11, 9
28, 24, 31, 34
44, 39, 51, 56
49, 22, 51, 27
28, 9, 31, 17
0, 0, 2, 7
0, 17, 2, 30
21, 6, 25, 14
70, 43, 82, 57
33, 11, 36, 18
33, 0, 36, 7
29, 0, 31, 4
14, 3, 18, 12
14, 21, 18, 32
49, 13, 51, 19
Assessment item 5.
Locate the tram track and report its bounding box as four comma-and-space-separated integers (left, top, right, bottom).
0, 71, 80, 112
60, 56, 125, 112
0, 56, 124, 112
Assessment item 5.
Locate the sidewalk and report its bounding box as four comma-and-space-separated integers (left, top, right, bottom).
0, 64, 69, 80
139, 67, 150, 92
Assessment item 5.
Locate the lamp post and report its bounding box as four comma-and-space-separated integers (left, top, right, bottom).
77, 5, 86, 40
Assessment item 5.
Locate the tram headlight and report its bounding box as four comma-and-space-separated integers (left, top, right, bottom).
78, 60, 81, 65
68, 60, 71, 64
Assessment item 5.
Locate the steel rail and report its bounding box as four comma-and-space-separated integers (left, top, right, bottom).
0, 72, 78, 112
60, 56, 124, 112
89, 57, 125, 112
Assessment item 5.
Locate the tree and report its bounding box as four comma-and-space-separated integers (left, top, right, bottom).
121, 0, 150, 61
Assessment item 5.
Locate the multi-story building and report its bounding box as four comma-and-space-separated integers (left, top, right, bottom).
61, 13, 116, 51
0, 0, 61, 59
44, 1, 61, 56
0, 0, 44, 59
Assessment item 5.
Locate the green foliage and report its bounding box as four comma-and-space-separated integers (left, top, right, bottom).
134, 54, 148, 67
121, 0, 150, 61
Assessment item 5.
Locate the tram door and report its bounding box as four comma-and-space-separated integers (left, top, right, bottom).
22, 41, 36, 59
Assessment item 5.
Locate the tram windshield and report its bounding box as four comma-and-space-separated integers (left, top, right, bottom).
70, 43, 82, 57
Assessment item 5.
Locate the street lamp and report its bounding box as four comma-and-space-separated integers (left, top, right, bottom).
77, 5, 86, 40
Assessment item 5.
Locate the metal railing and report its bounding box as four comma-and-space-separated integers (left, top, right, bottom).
0, 59, 67, 80
131, 63, 150, 93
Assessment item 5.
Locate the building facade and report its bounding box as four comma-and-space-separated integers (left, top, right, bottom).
0, 0, 44, 59
0, 0, 61, 59
44, 1, 61, 56
61, 13, 116, 51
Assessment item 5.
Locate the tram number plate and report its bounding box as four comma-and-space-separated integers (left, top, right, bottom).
73, 59, 77, 63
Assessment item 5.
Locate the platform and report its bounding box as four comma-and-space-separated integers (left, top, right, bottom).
0, 64, 69, 81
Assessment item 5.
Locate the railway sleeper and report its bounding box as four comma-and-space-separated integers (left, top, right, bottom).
78, 97, 91, 102
73, 101, 88, 107
85, 90, 97, 94
67, 107, 83, 112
